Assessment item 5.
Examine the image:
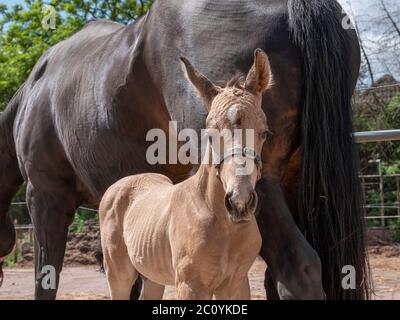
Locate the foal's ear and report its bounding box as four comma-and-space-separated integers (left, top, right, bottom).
244, 49, 273, 95
180, 57, 220, 110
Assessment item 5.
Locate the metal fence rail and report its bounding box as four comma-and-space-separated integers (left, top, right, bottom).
354, 130, 400, 143
355, 130, 400, 226
2, 112, 400, 142
4, 105, 400, 227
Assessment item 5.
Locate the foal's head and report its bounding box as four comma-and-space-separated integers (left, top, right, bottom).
181, 49, 272, 223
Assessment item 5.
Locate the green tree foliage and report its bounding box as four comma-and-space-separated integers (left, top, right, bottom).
9, 183, 29, 224
354, 93, 400, 173
389, 219, 400, 243
0, 0, 152, 110
0, 0, 152, 225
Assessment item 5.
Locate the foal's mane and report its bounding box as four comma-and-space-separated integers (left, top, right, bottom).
217, 75, 245, 89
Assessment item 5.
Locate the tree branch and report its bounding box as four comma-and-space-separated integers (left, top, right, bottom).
380, 0, 400, 38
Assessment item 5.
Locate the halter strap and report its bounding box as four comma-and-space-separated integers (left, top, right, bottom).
215, 147, 262, 170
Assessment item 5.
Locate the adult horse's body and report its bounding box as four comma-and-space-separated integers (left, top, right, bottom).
0, 0, 369, 299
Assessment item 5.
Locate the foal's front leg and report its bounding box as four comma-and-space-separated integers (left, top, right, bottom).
175, 281, 213, 300
214, 275, 251, 300
174, 258, 213, 299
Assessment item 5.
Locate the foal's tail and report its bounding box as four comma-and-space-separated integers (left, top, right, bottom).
0, 84, 25, 285
288, 0, 371, 299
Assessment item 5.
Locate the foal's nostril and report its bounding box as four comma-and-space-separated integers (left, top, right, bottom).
225, 192, 233, 212
247, 191, 257, 211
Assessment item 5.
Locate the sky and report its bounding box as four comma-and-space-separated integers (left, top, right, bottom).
3, 0, 22, 6
339, 0, 400, 83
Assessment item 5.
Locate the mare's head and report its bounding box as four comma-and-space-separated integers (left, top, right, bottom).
181, 49, 272, 223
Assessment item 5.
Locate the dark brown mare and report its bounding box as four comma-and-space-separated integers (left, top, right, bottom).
0, 0, 370, 299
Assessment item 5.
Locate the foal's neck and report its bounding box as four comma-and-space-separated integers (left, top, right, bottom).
190, 145, 227, 215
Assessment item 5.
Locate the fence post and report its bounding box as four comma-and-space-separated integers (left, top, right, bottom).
13, 219, 18, 264
378, 161, 385, 227
397, 176, 400, 221
361, 176, 366, 207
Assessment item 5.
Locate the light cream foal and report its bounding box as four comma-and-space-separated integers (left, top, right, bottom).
99, 49, 273, 300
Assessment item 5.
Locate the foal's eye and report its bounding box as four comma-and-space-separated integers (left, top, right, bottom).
260, 130, 270, 140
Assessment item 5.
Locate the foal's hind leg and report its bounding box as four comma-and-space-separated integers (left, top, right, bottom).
102, 245, 138, 300
140, 278, 165, 300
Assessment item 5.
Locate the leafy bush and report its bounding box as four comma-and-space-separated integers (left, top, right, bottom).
68, 208, 98, 233
388, 220, 400, 243
354, 92, 400, 173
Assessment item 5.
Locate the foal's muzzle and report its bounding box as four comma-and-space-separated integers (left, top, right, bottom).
225, 190, 258, 223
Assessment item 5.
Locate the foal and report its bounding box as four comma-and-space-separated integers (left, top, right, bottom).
99, 49, 272, 300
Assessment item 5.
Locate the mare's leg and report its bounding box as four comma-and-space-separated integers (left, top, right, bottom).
256, 178, 325, 300
0, 148, 23, 288
0, 151, 23, 260
264, 267, 280, 300
130, 275, 142, 300
140, 278, 165, 300
26, 182, 79, 300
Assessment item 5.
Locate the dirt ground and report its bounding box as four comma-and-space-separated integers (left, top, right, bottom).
0, 249, 399, 300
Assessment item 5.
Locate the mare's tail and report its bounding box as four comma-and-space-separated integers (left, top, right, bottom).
288, 0, 371, 299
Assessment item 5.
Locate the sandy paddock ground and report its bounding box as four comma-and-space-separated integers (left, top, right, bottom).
0, 251, 399, 300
